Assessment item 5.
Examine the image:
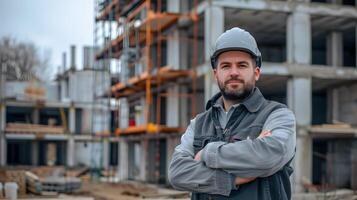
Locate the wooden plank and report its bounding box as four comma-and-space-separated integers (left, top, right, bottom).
139, 12, 180, 32
111, 67, 192, 96
115, 124, 183, 136
30, 166, 65, 179
5, 123, 64, 134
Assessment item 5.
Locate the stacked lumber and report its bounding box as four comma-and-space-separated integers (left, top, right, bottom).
25, 171, 42, 194
30, 166, 65, 178
5, 123, 65, 134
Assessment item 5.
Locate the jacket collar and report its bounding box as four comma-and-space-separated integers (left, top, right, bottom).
206, 87, 266, 113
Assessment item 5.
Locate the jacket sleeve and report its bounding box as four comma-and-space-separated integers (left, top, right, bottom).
200, 108, 296, 178
168, 118, 236, 196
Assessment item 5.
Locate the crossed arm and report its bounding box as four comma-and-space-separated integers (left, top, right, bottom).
168, 108, 296, 196
194, 129, 272, 185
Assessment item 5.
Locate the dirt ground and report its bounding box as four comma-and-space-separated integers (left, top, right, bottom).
74, 181, 190, 200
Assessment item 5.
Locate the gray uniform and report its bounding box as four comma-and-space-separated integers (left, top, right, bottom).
168, 97, 296, 196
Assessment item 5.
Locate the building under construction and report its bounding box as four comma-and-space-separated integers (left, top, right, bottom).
0, 45, 117, 172
0, 0, 357, 196
94, 0, 357, 193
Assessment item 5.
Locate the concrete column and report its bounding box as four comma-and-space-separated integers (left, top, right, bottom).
0, 104, 6, 166
102, 139, 110, 169
32, 108, 40, 124
204, 5, 224, 103
327, 32, 343, 67
166, 18, 180, 126
287, 77, 312, 193
327, 88, 339, 123
287, 12, 311, 64
168, 0, 180, 12
119, 98, 129, 128
179, 30, 189, 69
167, 1, 181, 69
0, 63, 5, 99
69, 72, 76, 101
179, 86, 189, 127
204, 71, 220, 104
177, 30, 189, 125
204, 5, 224, 61
118, 139, 129, 180
67, 136, 75, 167
167, 31, 180, 70
60, 80, 67, 101
69, 106, 75, 134
139, 139, 148, 181
166, 86, 179, 127
134, 97, 145, 126
287, 13, 313, 192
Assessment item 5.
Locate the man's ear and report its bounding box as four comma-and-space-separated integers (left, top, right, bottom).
255, 67, 261, 81
213, 68, 217, 79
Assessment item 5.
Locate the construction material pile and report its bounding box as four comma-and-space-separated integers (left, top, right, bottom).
0, 167, 85, 198
41, 176, 81, 193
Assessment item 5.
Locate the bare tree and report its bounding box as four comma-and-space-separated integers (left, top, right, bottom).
0, 36, 51, 81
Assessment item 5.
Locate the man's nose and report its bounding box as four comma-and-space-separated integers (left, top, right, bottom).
229, 66, 240, 76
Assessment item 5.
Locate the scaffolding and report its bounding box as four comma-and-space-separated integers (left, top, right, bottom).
93, 0, 200, 183
95, 0, 200, 136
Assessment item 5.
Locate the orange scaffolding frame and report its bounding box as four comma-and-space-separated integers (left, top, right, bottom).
96, 0, 199, 136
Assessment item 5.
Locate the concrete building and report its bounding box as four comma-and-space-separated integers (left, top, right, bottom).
96, 0, 357, 192
0, 45, 116, 170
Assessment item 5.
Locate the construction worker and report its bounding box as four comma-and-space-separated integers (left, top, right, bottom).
168, 27, 296, 199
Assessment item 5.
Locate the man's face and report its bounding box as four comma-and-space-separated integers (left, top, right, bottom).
214, 51, 260, 101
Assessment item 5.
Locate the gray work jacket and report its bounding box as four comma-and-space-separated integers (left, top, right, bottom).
168, 88, 296, 197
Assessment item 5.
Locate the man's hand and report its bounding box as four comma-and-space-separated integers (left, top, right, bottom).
235, 177, 256, 185
258, 129, 271, 138
194, 150, 202, 161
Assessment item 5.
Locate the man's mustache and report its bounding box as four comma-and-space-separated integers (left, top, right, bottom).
225, 78, 244, 85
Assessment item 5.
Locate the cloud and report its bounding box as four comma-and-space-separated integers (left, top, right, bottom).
0, 0, 94, 79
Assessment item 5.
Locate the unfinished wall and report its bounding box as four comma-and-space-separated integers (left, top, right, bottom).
335, 83, 357, 126
75, 141, 103, 168
313, 138, 357, 189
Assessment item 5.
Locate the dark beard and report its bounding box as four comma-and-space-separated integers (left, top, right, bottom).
218, 80, 254, 101
220, 87, 253, 101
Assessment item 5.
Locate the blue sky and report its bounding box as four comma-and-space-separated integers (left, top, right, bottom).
0, 0, 94, 77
